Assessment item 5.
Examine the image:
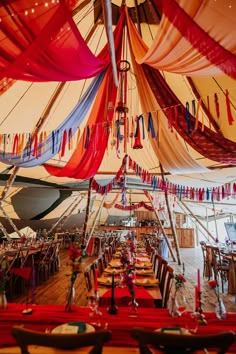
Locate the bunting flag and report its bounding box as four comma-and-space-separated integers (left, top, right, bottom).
115, 201, 154, 212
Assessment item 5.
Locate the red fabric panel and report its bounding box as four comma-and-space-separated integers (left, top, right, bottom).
44, 11, 125, 179
143, 64, 236, 164
100, 287, 154, 307
0, 0, 107, 81
1, 304, 236, 351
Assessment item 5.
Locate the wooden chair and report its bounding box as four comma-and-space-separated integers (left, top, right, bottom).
131, 327, 235, 354
199, 241, 207, 278
12, 326, 111, 354
160, 265, 174, 308
211, 246, 229, 293
84, 265, 93, 292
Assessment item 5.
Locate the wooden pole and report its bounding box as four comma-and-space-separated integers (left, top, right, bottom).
86, 194, 106, 251
48, 195, 84, 234
0, 83, 66, 204
177, 201, 212, 243
212, 200, 219, 241
82, 178, 93, 246
177, 199, 217, 243
0, 205, 22, 238
160, 164, 181, 265
0, 222, 10, 241
145, 191, 176, 262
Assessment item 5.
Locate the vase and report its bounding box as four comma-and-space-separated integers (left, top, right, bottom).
0, 291, 7, 309
215, 298, 226, 320
168, 295, 180, 318
65, 284, 75, 312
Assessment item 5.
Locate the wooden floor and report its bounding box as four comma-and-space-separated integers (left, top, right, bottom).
13, 246, 236, 313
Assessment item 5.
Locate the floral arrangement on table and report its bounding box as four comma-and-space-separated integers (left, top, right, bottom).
208, 279, 226, 319
123, 265, 138, 311
65, 244, 86, 311
120, 249, 130, 268
169, 273, 186, 317
174, 273, 186, 293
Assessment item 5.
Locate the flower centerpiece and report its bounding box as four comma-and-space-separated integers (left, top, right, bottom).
120, 249, 130, 268
65, 244, 86, 312
124, 265, 138, 314
208, 279, 226, 319
174, 273, 186, 293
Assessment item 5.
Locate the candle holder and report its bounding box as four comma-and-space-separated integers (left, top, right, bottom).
195, 291, 207, 325
107, 273, 118, 315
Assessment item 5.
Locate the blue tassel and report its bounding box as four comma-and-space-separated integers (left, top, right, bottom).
148, 112, 156, 138
206, 188, 210, 200
52, 131, 55, 154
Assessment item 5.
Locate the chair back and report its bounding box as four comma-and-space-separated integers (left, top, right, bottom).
162, 265, 174, 308
131, 327, 235, 354
84, 265, 93, 291
12, 326, 111, 354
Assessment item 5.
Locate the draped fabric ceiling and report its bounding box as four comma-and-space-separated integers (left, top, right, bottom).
0, 0, 236, 223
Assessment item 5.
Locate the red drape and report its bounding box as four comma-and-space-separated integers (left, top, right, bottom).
0, 0, 107, 81
44, 10, 126, 179
143, 64, 236, 164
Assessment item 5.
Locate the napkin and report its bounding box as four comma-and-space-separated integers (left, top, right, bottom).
68, 322, 86, 333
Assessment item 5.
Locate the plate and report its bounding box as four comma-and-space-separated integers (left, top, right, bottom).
52, 322, 95, 334
108, 261, 122, 268
104, 268, 123, 275
133, 278, 159, 287
135, 262, 152, 269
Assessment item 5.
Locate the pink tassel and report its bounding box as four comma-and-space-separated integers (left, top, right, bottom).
225, 89, 234, 125
214, 93, 220, 118
61, 129, 67, 157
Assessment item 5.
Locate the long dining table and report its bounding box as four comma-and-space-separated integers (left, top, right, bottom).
1, 303, 236, 352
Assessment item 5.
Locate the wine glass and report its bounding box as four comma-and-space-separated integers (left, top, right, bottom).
87, 293, 102, 327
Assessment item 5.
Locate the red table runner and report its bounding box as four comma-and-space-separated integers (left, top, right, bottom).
100, 286, 154, 307
1, 303, 236, 351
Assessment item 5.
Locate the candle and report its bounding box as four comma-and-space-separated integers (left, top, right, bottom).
195, 285, 199, 311
197, 268, 201, 292
111, 272, 115, 306
94, 268, 98, 292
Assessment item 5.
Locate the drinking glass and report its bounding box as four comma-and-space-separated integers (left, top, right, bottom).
87, 293, 102, 327
183, 311, 199, 334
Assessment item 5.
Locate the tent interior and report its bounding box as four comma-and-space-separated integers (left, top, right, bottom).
0, 0, 236, 244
